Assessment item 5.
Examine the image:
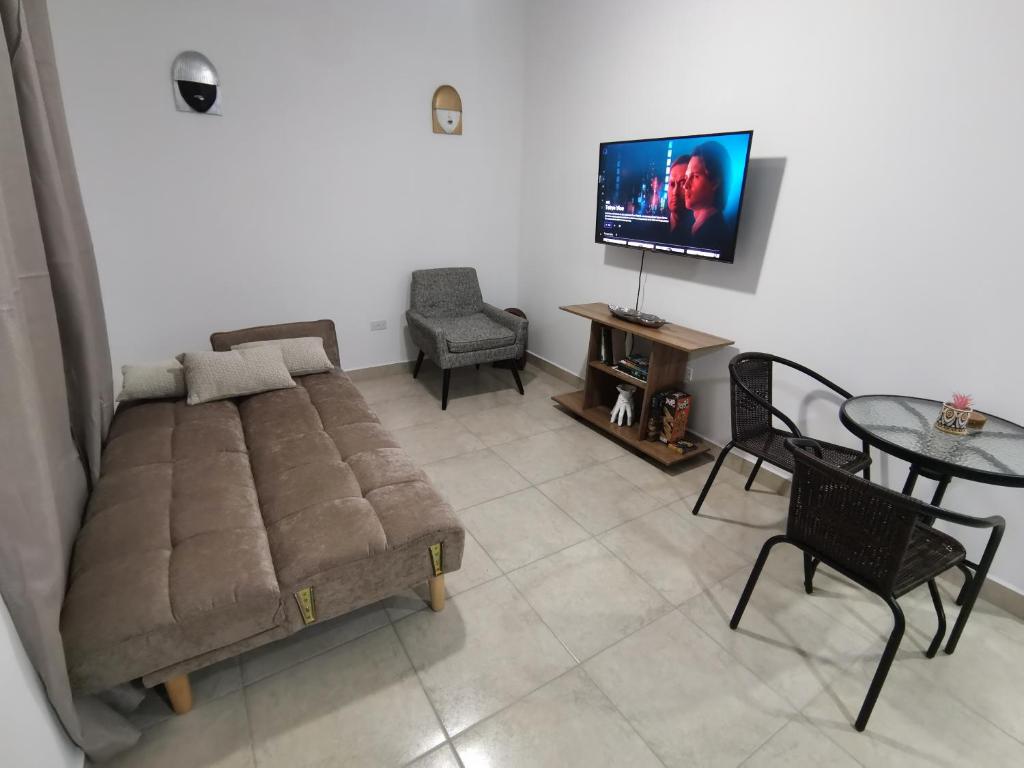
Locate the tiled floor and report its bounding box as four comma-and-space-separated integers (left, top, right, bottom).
105, 363, 1024, 767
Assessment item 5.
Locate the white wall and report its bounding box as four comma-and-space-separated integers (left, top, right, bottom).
0, 597, 83, 768
517, 0, 1024, 593
48, 0, 525, 374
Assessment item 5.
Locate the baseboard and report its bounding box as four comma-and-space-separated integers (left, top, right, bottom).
525, 351, 584, 388
345, 360, 416, 381
937, 571, 1024, 621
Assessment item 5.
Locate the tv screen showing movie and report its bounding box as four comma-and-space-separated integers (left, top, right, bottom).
595, 130, 753, 263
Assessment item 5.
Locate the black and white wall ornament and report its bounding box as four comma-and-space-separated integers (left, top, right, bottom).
172, 51, 221, 115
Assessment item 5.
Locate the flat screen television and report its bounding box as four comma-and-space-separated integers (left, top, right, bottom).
595, 130, 753, 263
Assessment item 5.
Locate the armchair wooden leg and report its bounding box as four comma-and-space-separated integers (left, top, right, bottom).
442, 369, 451, 410
164, 674, 193, 715
510, 364, 524, 395
413, 350, 425, 379
428, 575, 445, 612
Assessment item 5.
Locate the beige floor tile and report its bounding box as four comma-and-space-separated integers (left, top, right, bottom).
391, 418, 486, 464
446, 530, 503, 594
802, 657, 1024, 766
680, 569, 878, 709
674, 484, 788, 560
760, 547, 899, 644
383, 532, 502, 621
239, 603, 388, 685
599, 508, 750, 605
107, 690, 253, 768
538, 465, 662, 534
459, 487, 588, 571
508, 539, 671, 661
374, 393, 448, 431
128, 656, 244, 730
895, 582, 1024, 742
522, 397, 578, 429
353, 372, 423, 405
453, 668, 662, 768
406, 743, 461, 768
584, 611, 794, 768
457, 403, 552, 446
492, 429, 599, 484
421, 449, 530, 510
742, 718, 862, 767
393, 577, 576, 735
668, 456, 745, 497
561, 422, 629, 461
247, 625, 444, 767
605, 452, 684, 504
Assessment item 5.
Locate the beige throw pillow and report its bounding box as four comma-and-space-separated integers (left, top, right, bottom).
231, 337, 334, 376
183, 347, 296, 405
118, 359, 187, 402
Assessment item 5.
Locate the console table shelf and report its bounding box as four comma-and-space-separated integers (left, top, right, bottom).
552, 303, 733, 467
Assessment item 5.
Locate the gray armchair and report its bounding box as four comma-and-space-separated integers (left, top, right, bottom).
406, 268, 527, 409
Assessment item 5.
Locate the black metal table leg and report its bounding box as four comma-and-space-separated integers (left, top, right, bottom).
901, 466, 920, 495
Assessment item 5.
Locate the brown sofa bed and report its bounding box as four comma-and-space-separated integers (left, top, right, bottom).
60, 320, 464, 714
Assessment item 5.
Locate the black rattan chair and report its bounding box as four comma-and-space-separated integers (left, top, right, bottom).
691, 352, 871, 516
730, 438, 1005, 731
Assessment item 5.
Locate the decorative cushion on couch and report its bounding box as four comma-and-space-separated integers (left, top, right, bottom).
117, 358, 186, 401
231, 337, 334, 376
183, 347, 295, 405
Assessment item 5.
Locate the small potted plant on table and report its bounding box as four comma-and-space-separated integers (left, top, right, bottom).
936, 393, 973, 435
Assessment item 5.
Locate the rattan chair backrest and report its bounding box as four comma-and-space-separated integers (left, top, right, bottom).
730, 354, 774, 443
788, 441, 918, 594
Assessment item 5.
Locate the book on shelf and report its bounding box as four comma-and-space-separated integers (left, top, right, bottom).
614, 354, 650, 381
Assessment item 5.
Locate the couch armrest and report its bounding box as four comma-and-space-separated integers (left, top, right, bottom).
482, 304, 527, 343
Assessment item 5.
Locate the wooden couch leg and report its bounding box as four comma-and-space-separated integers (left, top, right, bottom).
165, 674, 193, 715
428, 574, 445, 612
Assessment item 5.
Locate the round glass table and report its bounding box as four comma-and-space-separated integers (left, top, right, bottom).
840, 395, 1024, 504
841, 394, 1022, 654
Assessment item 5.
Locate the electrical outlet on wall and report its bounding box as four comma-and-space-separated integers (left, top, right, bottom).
685, 366, 694, 383
370, 320, 387, 331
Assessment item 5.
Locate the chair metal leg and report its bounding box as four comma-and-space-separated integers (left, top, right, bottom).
691, 442, 733, 516
946, 523, 1004, 654
925, 579, 946, 658
803, 553, 820, 594
744, 458, 763, 491
441, 369, 451, 410
855, 596, 905, 731
954, 563, 973, 606
413, 350, 425, 379
510, 363, 524, 395
730, 534, 788, 629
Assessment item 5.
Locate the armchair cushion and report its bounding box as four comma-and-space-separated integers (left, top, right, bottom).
432, 313, 516, 353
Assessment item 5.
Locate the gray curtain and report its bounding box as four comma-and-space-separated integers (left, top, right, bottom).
3, 0, 113, 483
0, 0, 137, 761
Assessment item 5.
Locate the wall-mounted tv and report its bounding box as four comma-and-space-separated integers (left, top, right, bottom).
595, 130, 753, 263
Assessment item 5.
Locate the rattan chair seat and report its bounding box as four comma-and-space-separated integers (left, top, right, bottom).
738, 428, 870, 474
892, 524, 966, 597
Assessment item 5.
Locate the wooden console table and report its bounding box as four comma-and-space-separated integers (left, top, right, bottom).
552, 303, 733, 466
